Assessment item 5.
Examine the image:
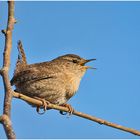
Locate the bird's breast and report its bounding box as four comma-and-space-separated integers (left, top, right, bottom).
65, 73, 83, 99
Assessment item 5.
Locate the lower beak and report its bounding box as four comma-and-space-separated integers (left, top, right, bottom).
84, 66, 96, 69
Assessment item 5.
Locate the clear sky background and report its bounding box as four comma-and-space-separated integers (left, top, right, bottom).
0, 1, 140, 139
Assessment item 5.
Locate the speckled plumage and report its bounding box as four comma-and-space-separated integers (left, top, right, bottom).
11, 43, 95, 106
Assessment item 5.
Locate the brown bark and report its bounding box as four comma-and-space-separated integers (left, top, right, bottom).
0, 1, 16, 139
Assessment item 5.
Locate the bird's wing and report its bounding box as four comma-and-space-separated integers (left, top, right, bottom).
10, 66, 56, 86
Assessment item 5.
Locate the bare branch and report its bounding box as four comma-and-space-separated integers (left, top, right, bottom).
0, 1, 16, 139
0, 115, 15, 138
13, 91, 140, 136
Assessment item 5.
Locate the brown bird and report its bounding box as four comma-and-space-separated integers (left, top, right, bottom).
11, 41, 96, 114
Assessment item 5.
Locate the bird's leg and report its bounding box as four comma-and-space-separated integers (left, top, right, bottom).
34, 97, 50, 115
60, 103, 74, 115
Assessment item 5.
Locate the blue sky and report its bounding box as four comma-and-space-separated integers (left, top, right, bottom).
0, 1, 140, 139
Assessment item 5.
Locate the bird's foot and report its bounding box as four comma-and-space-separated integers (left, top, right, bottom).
60, 103, 74, 116
34, 97, 50, 115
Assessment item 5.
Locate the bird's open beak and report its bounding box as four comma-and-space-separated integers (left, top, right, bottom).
80, 58, 96, 69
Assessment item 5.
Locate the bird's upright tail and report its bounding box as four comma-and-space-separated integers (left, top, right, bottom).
14, 40, 27, 75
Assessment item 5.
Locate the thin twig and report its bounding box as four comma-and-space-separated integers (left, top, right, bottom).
0, 1, 16, 139
13, 91, 140, 136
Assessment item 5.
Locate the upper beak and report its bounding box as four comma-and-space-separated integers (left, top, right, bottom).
80, 58, 96, 69
85, 58, 96, 63
80, 58, 96, 65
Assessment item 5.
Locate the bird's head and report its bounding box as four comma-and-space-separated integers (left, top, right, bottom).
54, 54, 96, 70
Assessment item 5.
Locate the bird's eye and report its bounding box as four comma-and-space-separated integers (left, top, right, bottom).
73, 60, 78, 63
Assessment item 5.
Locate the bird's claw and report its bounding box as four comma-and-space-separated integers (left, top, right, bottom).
35, 97, 50, 115
60, 103, 74, 116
